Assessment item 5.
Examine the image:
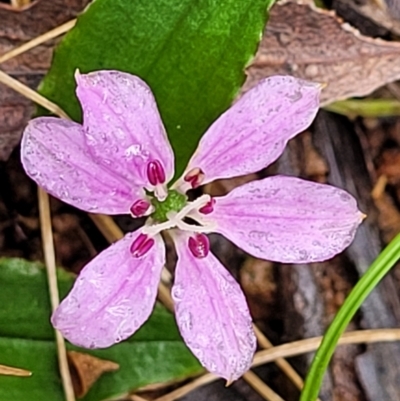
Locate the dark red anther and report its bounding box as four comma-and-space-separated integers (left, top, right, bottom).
130, 199, 150, 217
130, 233, 155, 258
199, 198, 216, 215
184, 168, 205, 189
147, 160, 166, 186
188, 233, 210, 259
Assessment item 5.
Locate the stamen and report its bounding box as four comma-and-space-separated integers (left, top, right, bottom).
184, 167, 205, 189
130, 199, 151, 217
130, 233, 155, 257
199, 198, 215, 214
188, 233, 210, 258
147, 160, 166, 186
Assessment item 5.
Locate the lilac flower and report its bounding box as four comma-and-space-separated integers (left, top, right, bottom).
21, 70, 363, 381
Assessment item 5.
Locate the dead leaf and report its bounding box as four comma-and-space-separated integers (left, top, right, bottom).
0, 363, 31, 377
333, 0, 400, 36
245, 0, 400, 106
0, 0, 89, 161
67, 351, 119, 398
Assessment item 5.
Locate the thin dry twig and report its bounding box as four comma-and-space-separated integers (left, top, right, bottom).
153, 328, 400, 401
253, 325, 305, 392
371, 174, 388, 199
0, 70, 69, 118
0, 19, 76, 65
0, 364, 31, 377
89, 213, 124, 244
38, 188, 75, 401
154, 373, 217, 401
130, 395, 149, 401
243, 371, 285, 401
253, 328, 400, 367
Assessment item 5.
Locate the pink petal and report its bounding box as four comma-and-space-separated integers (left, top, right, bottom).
52, 232, 165, 348
184, 76, 321, 185
212, 176, 364, 263
76, 70, 174, 186
21, 117, 139, 214
172, 232, 256, 381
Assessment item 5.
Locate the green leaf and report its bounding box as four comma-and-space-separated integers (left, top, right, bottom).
300, 234, 400, 401
0, 258, 73, 341
0, 258, 202, 401
39, 0, 275, 177
324, 98, 400, 118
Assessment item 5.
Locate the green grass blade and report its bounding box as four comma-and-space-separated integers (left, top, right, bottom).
300, 233, 400, 401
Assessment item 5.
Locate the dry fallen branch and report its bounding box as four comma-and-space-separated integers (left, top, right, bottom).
152, 328, 400, 401
38, 188, 75, 401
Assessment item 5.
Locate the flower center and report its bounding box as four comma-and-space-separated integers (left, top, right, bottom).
150, 189, 188, 223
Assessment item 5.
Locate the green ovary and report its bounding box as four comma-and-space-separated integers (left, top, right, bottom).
150, 189, 188, 223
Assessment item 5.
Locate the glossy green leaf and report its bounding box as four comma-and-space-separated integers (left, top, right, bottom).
0, 338, 63, 401
0, 258, 202, 401
0, 258, 73, 340
39, 0, 275, 176
300, 234, 400, 401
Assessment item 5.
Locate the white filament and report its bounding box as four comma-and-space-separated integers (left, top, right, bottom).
141, 194, 213, 236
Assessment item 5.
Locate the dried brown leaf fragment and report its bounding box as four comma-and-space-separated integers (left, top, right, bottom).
67, 351, 119, 398
245, 0, 400, 106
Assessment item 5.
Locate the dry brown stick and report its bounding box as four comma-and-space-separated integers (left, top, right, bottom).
153, 328, 400, 401
0, 61, 289, 401
243, 371, 285, 401
0, 364, 31, 377
38, 188, 75, 401
253, 328, 400, 367
0, 70, 69, 118
253, 325, 305, 392
130, 395, 150, 401
0, 36, 76, 400
0, 19, 76, 64
153, 373, 217, 401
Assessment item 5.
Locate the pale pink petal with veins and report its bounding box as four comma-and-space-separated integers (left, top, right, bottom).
212, 176, 364, 263
21, 117, 139, 214
172, 232, 256, 381
76, 70, 174, 187
52, 231, 165, 348
184, 76, 321, 186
